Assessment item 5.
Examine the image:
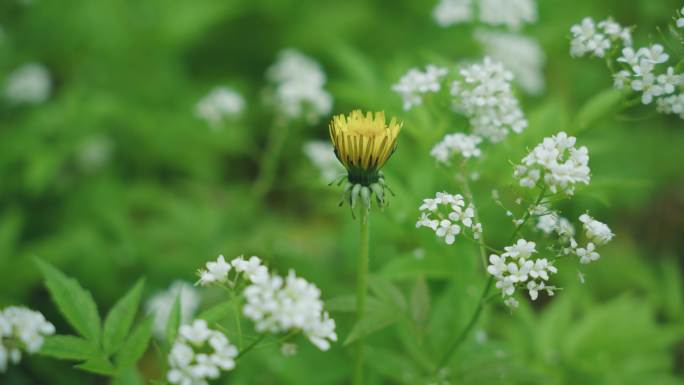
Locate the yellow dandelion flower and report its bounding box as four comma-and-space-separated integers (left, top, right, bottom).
329, 110, 402, 185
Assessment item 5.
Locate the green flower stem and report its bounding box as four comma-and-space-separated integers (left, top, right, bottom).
458, 166, 487, 269
253, 118, 288, 199
235, 334, 266, 360
433, 187, 547, 375
353, 207, 370, 385
232, 295, 243, 350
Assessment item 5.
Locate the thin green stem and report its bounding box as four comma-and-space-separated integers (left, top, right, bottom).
235, 334, 266, 360
353, 207, 370, 385
433, 187, 547, 375
232, 295, 243, 350
458, 164, 487, 269
253, 118, 289, 199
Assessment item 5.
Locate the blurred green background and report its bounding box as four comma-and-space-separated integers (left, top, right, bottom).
1, 0, 683, 384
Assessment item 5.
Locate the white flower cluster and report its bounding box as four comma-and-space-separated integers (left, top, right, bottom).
475, 30, 545, 95
167, 319, 238, 385
570, 17, 632, 58
243, 269, 337, 351
197, 254, 337, 351
657, 94, 684, 119
615, 45, 681, 105
514, 132, 590, 195
195, 86, 245, 128
536, 211, 575, 237
303, 140, 344, 182
392, 65, 448, 111
0, 307, 55, 373
197, 254, 268, 286
430, 133, 482, 162
555, 213, 614, 265
3, 63, 51, 105
487, 239, 558, 305
451, 57, 527, 142
432, 0, 536, 30
146, 281, 201, 339
432, 0, 473, 27
416, 192, 482, 245
479, 0, 537, 30
266, 49, 332, 122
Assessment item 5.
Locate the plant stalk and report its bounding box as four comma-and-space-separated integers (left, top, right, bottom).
253, 118, 288, 199
353, 207, 370, 385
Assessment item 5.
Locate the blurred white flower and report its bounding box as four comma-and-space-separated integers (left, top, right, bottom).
514, 132, 590, 195
432, 0, 473, 27
678, 7, 684, 28
392, 65, 448, 111
569, 17, 630, 58
303, 140, 344, 182
280, 342, 298, 357
479, 0, 536, 30
146, 281, 201, 340
243, 269, 337, 351
195, 86, 245, 128
198, 255, 232, 286
266, 49, 332, 122
167, 320, 238, 385
537, 212, 575, 237
576, 242, 600, 264
77, 135, 113, 173
416, 192, 482, 244
4, 63, 51, 105
430, 133, 482, 162
579, 213, 614, 245
0, 307, 55, 373
475, 30, 545, 95
657, 94, 684, 118
452, 57, 527, 142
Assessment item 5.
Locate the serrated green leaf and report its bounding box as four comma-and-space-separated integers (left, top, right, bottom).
574, 88, 624, 133
116, 316, 153, 369
369, 275, 406, 311
75, 356, 116, 376
103, 278, 145, 355
39, 335, 101, 361
197, 300, 234, 324
37, 259, 101, 343
165, 295, 181, 346
344, 302, 401, 345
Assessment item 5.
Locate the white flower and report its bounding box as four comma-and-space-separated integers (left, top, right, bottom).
475, 30, 546, 95
514, 132, 590, 195
430, 133, 482, 162
657, 67, 680, 94
392, 65, 448, 111
502, 239, 536, 259
631, 73, 663, 104
617, 47, 641, 67
487, 254, 508, 278
496, 276, 516, 296
537, 213, 575, 237
656, 93, 684, 119
570, 18, 607, 58
303, 141, 344, 181
243, 269, 337, 351
576, 242, 600, 264
4, 63, 51, 105
579, 214, 614, 245
195, 86, 245, 128
613, 70, 631, 90
678, 7, 684, 28
198, 255, 232, 286
432, 0, 473, 27
146, 281, 201, 339
266, 49, 332, 122
417, 192, 482, 245
231, 255, 268, 283
504, 297, 519, 309
0, 307, 55, 372
479, 0, 537, 30
167, 320, 238, 385
637, 44, 669, 64
529, 258, 557, 281
452, 57, 527, 142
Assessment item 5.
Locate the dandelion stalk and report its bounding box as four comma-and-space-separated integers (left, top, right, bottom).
433, 187, 547, 375
353, 207, 370, 385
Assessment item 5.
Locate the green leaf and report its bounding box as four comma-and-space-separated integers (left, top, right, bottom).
410, 277, 430, 332
364, 346, 422, 385
75, 357, 116, 376
344, 302, 401, 346
116, 317, 154, 369
39, 335, 101, 361
103, 278, 145, 355
37, 260, 101, 343
574, 88, 624, 133
165, 294, 182, 346
369, 275, 406, 311
197, 300, 234, 324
